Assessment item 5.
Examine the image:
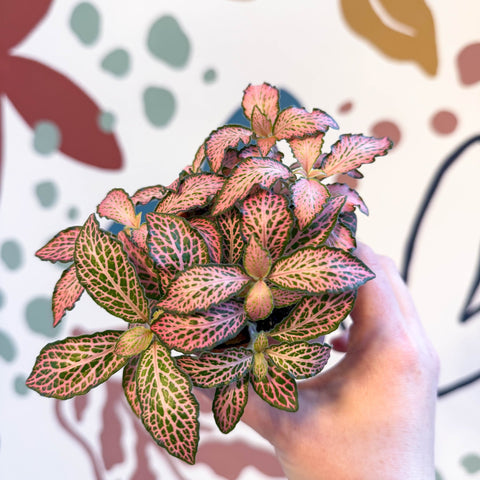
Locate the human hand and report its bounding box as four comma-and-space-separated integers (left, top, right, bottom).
239, 243, 440, 480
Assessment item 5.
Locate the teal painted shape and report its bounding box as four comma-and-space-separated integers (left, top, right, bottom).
0, 330, 17, 362
67, 206, 79, 220
70, 2, 100, 45
0, 289, 4, 309
98, 111, 116, 132
435, 470, 444, 480
1, 240, 23, 270
14, 375, 30, 396
35, 181, 58, 208
25, 297, 63, 338
203, 68, 217, 84
143, 87, 176, 127
147, 15, 190, 68
101, 48, 130, 77
461, 453, 480, 473
33, 121, 61, 155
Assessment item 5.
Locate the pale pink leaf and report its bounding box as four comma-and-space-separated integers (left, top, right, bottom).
26, 330, 128, 398
328, 183, 368, 215
244, 235, 272, 280
270, 288, 305, 308
52, 263, 84, 327
97, 188, 139, 229
115, 326, 153, 357
213, 376, 249, 433
245, 280, 274, 321
151, 300, 247, 353
176, 348, 253, 388
291, 178, 329, 229
192, 143, 206, 173
157, 265, 250, 314
206, 126, 253, 172
136, 340, 199, 464
217, 208, 244, 264
288, 134, 324, 174
269, 292, 356, 342
131, 224, 148, 250
257, 136, 277, 156
269, 246, 374, 293
242, 83, 279, 124
321, 134, 392, 177
36, 226, 81, 263
239, 145, 284, 163
122, 355, 141, 417
251, 106, 273, 137
131, 185, 170, 205
75, 215, 149, 323
189, 217, 222, 263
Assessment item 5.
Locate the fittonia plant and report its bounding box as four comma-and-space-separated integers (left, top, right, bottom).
27, 83, 392, 464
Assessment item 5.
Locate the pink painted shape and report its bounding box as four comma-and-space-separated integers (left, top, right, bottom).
457, 43, 480, 85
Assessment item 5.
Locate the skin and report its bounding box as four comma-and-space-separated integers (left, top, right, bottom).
225, 244, 440, 479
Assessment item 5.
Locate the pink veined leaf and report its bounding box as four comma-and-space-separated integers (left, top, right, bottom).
326, 220, 356, 251
239, 144, 284, 163
155, 174, 224, 215
213, 375, 249, 434
75, 215, 149, 323
205, 125, 253, 172
244, 280, 274, 321
52, 263, 85, 327
269, 246, 375, 294
273, 107, 338, 141
136, 340, 199, 464
291, 178, 330, 229
250, 362, 298, 412
269, 291, 356, 342
288, 134, 325, 174
122, 355, 141, 417
212, 157, 293, 216
217, 208, 244, 264
118, 231, 162, 299
97, 189, 139, 229
115, 326, 153, 357
167, 176, 180, 192
251, 106, 273, 138
256, 136, 277, 157
221, 149, 242, 172
131, 224, 148, 250
328, 182, 368, 215
176, 348, 253, 388
35, 226, 81, 263
26, 330, 128, 399
321, 134, 392, 177
266, 341, 331, 379
146, 212, 209, 273
189, 217, 222, 264
242, 83, 279, 124
270, 288, 305, 308
192, 143, 206, 173
151, 300, 247, 354
241, 189, 293, 261
341, 211, 357, 235
157, 265, 250, 314
131, 185, 170, 206
284, 195, 347, 254
243, 235, 272, 280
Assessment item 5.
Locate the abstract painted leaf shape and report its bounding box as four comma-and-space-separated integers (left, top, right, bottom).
192, 143, 206, 173
97, 188, 139, 229
4, 56, 122, 169
75, 215, 149, 323
270, 288, 305, 308
288, 134, 325, 174
321, 134, 392, 177
206, 126, 253, 172
52, 263, 84, 327
213, 157, 293, 216
241, 190, 293, 261
250, 363, 298, 412
176, 348, 253, 388
146, 212, 209, 273
269, 246, 374, 293
217, 208, 244, 264
242, 83, 279, 124
291, 178, 330, 229
115, 326, 153, 357
157, 265, 250, 314
269, 292, 356, 342
267, 342, 331, 379
151, 300, 247, 353
155, 174, 224, 215
243, 235, 272, 280
36, 226, 81, 263
245, 280, 274, 321
340, 0, 438, 75
273, 107, 338, 141
131, 185, 170, 205
328, 183, 368, 215
189, 217, 222, 263
213, 376, 249, 433
122, 355, 141, 417
26, 330, 128, 398
136, 340, 199, 464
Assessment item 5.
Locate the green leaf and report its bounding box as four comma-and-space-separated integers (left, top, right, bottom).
122, 355, 141, 417
115, 326, 153, 357
213, 376, 249, 434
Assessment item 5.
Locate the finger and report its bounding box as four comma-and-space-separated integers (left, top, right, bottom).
331, 329, 349, 352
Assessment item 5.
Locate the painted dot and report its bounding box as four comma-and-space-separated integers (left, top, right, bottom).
147, 16, 190, 68
67, 206, 80, 220
26, 297, 62, 338
14, 375, 29, 396
338, 101, 353, 114
435, 470, 444, 480
0, 330, 17, 362
203, 68, 217, 84
101, 48, 130, 77
35, 180, 58, 208
70, 2, 100, 45
1, 240, 23, 270
0, 290, 4, 309
461, 453, 480, 474
431, 110, 458, 135
371, 120, 401, 146
457, 43, 480, 86
98, 111, 116, 132
143, 87, 176, 127
33, 121, 61, 155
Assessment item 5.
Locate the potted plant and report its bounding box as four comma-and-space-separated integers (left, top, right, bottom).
27, 83, 392, 464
